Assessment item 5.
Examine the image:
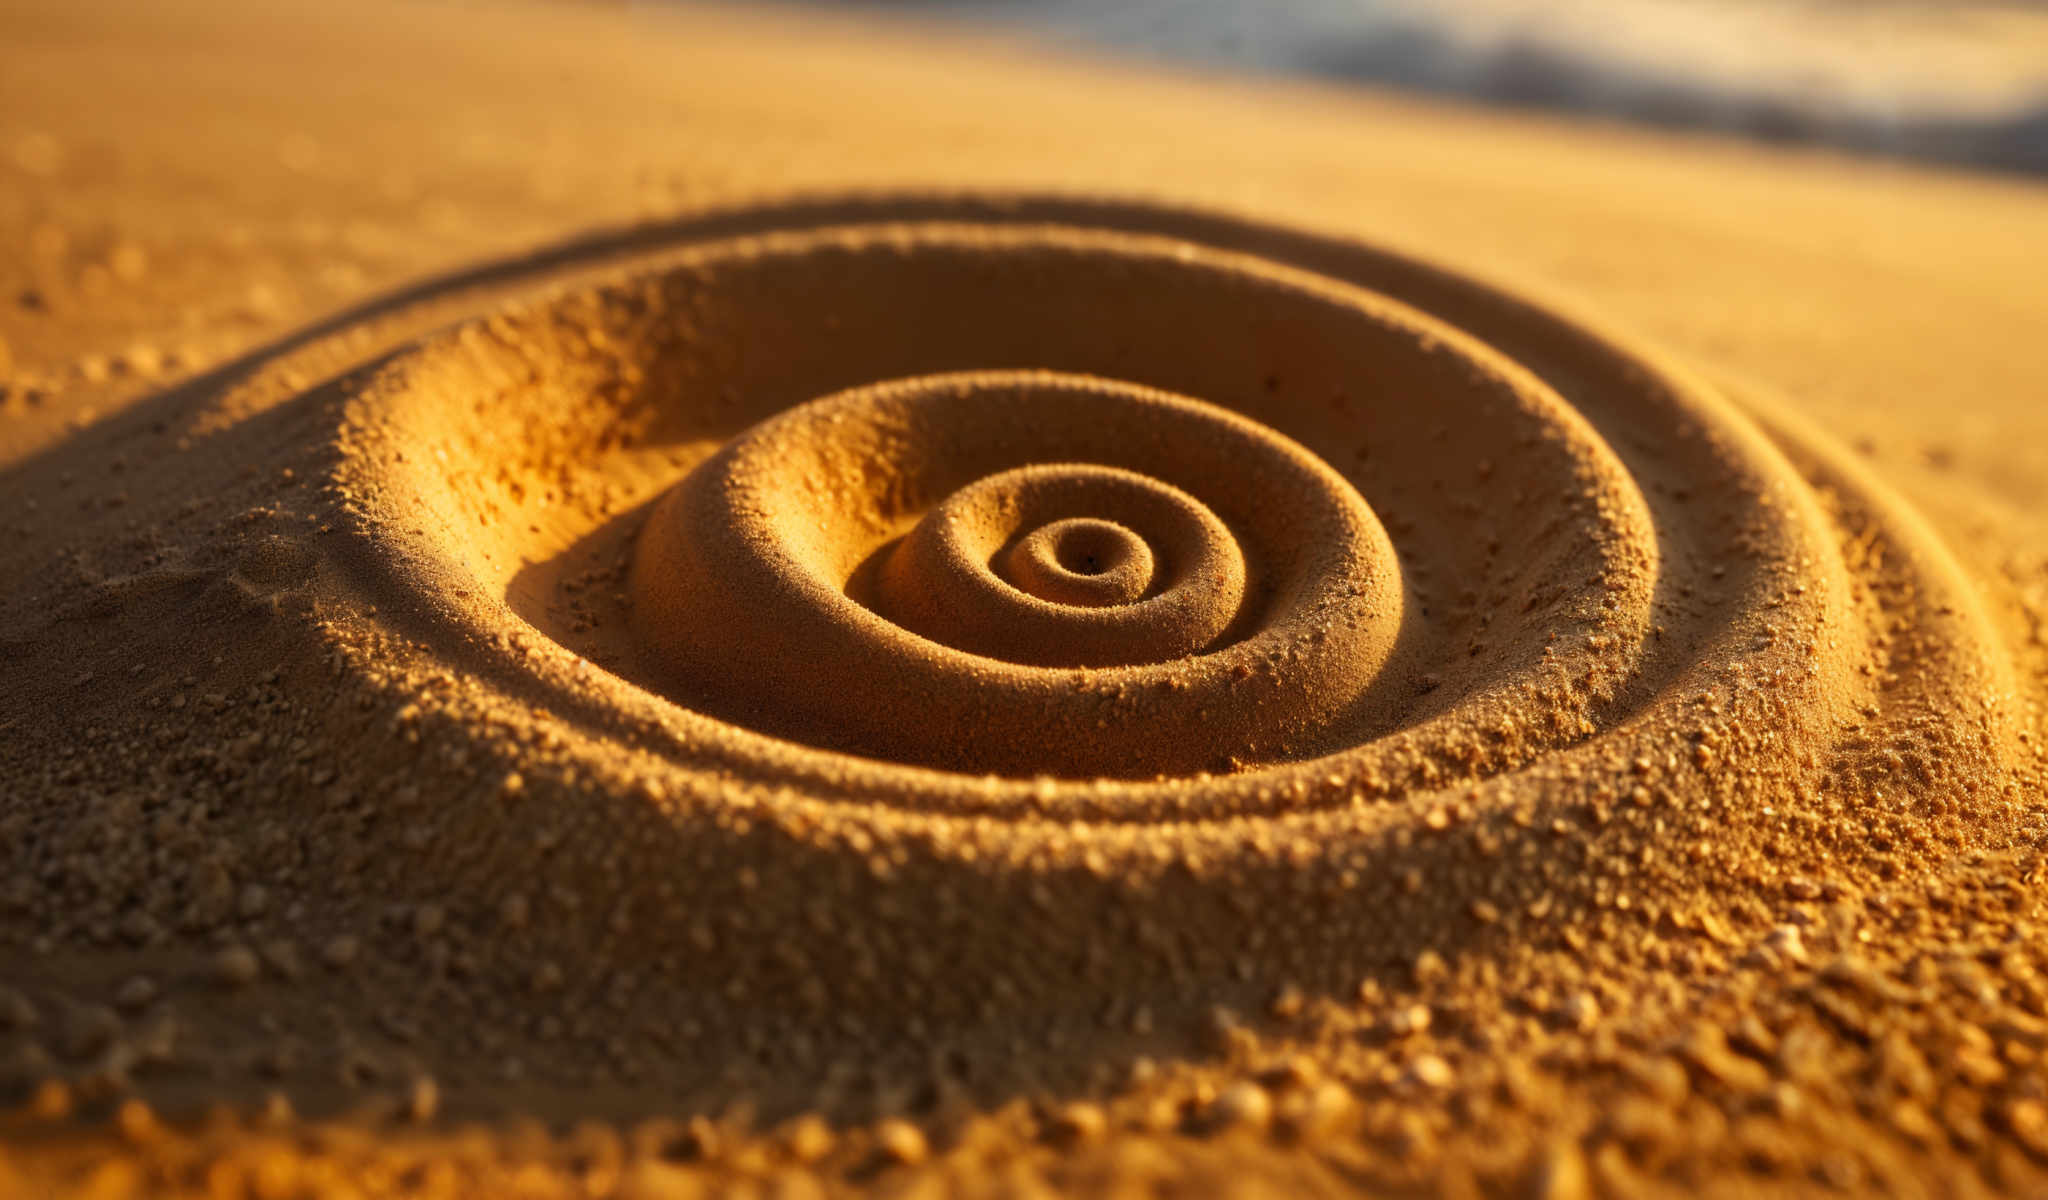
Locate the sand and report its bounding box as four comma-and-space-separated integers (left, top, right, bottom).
4, 0, 2048, 1195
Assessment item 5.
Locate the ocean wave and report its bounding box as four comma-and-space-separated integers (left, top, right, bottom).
823, 0, 2048, 173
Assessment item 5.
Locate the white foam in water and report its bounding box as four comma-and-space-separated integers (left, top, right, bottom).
823, 0, 2048, 172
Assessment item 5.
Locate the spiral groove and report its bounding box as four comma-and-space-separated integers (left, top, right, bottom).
870, 459, 1244, 663
554, 219, 1679, 785
271, 194, 2021, 1107
997, 514, 1155, 608
631, 370, 1396, 776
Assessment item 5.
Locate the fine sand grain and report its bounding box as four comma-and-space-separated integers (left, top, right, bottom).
4, 0, 2048, 1196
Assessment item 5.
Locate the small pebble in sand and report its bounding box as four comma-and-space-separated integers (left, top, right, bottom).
1409, 1055, 1454, 1090
874, 1119, 928, 1165
320, 935, 361, 969
1389, 1003, 1433, 1038
1048, 1100, 1108, 1144
214, 945, 263, 987
1208, 1081, 1273, 1133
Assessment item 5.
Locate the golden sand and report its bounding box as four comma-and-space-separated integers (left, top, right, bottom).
4, 0, 2048, 1195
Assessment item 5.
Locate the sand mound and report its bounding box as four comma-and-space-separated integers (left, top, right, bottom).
1, 194, 2040, 1191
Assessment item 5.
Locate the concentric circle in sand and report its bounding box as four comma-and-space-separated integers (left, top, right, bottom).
2, 195, 2028, 1136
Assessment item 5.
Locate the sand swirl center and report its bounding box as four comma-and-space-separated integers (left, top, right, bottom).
880, 455, 1248, 667
1002, 515, 1151, 605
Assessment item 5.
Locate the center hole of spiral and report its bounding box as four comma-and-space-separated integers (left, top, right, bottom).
1055, 524, 1125, 576
1003, 518, 1154, 608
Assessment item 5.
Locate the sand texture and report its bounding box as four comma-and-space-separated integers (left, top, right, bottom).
5, 0, 2048, 1196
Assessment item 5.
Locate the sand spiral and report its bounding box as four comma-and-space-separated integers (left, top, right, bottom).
6, 196, 2023, 1126
315, 197, 2018, 1044
435, 214, 1698, 793
631, 370, 1400, 776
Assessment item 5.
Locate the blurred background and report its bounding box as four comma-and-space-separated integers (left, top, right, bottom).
787, 0, 2048, 173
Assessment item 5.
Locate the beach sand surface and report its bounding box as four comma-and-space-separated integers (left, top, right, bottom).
4, 0, 2048, 1195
